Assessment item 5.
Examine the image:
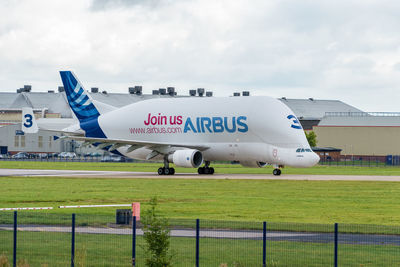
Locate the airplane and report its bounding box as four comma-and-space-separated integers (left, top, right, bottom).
22, 71, 320, 175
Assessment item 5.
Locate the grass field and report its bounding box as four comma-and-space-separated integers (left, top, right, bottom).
1, 176, 400, 225
1, 162, 400, 265
1, 230, 399, 267
3, 160, 400, 175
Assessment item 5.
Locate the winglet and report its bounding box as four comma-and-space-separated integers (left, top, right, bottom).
22, 107, 39, 133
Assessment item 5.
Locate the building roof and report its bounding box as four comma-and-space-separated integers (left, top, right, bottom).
278, 98, 363, 120
0, 91, 364, 121
0, 93, 19, 108
0, 91, 189, 118
318, 113, 400, 127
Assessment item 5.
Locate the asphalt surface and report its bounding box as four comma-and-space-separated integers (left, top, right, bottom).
2, 168, 400, 181
0, 224, 399, 245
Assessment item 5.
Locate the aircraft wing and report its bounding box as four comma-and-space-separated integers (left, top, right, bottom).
60, 135, 210, 156
38, 129, 85, 136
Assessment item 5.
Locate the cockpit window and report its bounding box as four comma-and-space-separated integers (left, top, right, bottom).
296, 148, 313, 153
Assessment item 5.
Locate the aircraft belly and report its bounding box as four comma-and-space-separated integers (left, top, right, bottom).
120, 147, 153, 161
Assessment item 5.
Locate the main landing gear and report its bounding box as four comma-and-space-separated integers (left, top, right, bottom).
158, 157, 175, 175
273, 165, 283, 176
158, 167, 175, 175
198, 161, 215, 175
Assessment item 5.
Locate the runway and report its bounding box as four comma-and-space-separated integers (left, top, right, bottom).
1, 168, 400, 181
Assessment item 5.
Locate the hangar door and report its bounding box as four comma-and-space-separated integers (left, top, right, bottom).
0, 146, 7, 154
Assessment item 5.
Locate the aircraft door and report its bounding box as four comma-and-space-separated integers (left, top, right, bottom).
228, 143, 240, 161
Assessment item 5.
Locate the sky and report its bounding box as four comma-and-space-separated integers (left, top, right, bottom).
1, 0, 400, 111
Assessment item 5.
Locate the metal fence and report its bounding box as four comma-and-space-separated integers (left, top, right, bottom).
0, 155, 123, 163
1, 212, 400, 266
4, 156, 400, 168
318, 156, 400, 167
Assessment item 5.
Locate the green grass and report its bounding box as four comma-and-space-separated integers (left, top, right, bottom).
3, 160, 400, 175
1, 177, 400, 226
1, 230, 399, 266
1, 162, 400, 265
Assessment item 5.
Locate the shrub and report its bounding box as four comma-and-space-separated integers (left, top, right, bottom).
0, 254, 10, 267
141, 197, 172, 267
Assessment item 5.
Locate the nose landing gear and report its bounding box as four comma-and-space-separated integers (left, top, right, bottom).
272, 169, 281, 176
272, 165, 283, 176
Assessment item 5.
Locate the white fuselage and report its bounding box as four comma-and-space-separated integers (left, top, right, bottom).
97, 96, 319, 167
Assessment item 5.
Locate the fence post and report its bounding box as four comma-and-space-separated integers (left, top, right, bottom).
263, 221, 266, 267
13, 211, 17, 267
132, 216, 136, 267
334, 223, 338, 267
71, 213, 75, 267
196, 219, 200, 267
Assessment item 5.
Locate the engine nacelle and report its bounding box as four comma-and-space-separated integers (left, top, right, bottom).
240, 161, 268, 168
169, 149, 203, 168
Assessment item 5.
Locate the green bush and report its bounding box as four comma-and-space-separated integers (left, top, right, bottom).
142, 197, 173, 267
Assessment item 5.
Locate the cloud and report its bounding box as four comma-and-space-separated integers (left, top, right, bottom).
1, 0, 400, 111
90, 0, 166, 10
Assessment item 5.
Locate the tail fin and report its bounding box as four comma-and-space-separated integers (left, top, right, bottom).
22, 107, 39, 133
59, 71, 100, 122
60, 71, 106, 138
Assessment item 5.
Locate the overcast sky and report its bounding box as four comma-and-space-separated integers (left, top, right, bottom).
1, 0, 400, 111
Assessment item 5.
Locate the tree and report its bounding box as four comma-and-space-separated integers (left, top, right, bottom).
305, 131, 317, 147
142, 197, 173, 267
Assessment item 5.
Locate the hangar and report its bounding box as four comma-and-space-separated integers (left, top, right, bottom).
278, 97, 363, 130
313, 112, 400, 161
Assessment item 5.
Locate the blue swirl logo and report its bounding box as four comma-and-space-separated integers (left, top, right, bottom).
287, 115, 302, 129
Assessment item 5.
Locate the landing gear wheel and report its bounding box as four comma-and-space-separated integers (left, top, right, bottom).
273, 169, 281, 176
198, 166, 214, 175
157, 155, 176, 175
164, 167, 170, 175
158, 167, 175, 175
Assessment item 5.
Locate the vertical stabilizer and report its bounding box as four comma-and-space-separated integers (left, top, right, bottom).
22, 107, 38, 133
59, 71, 100, 121
59, 71, 106, 138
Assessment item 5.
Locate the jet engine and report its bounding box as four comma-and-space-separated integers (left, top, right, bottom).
169, 149, 203, 168
240, 161, 267, 168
